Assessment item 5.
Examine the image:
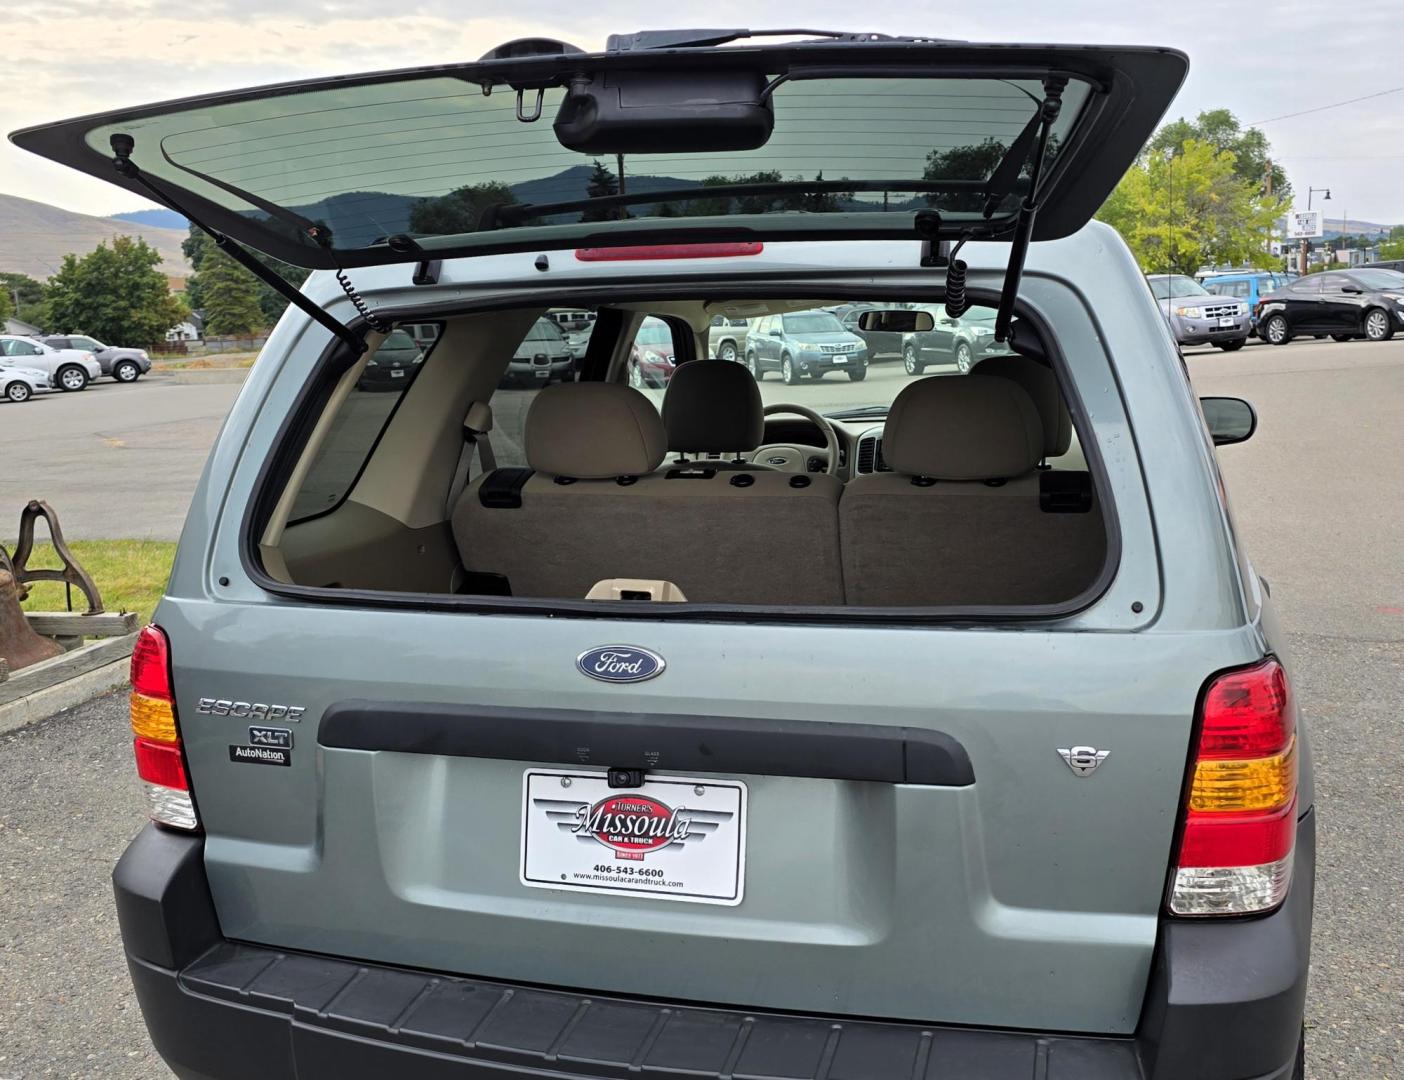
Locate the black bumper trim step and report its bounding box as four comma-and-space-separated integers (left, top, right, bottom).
172, 940, 1139, 1079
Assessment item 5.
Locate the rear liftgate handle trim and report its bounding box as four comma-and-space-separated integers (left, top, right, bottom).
318, 702, 975, 787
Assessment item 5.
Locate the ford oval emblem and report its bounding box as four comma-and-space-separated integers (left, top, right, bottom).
577, 645, 666, 684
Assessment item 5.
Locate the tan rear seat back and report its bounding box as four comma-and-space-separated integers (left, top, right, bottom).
839, 377, 1105, 607
453, 382, 844, 605
970, 354, 1072, 458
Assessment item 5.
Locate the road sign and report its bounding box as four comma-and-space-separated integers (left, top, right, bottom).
1286, 210, 1323, 239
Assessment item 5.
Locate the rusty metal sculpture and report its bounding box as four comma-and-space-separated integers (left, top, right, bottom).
0, 501, 105, 673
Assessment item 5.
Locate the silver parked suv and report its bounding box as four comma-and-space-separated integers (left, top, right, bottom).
13, 29, 1311, 1080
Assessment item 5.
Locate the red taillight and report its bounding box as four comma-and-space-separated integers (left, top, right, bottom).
1197, 659, 1292, 758
1171, 659, 1296, 915
128, 625, 199, 831
574, 242, 763, 262
134, 736, 189, 790
129, 622, 172, 698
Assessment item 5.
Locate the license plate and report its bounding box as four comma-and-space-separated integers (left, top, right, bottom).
1218, 317, 1237, 328
830, 355, 847, 364
390, 368, 405, 378
535, 369, 550, 378
521, 770, 746, 905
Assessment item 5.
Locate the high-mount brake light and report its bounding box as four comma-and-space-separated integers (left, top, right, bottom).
128, 625, 199, 831
1170, 658, 1296, 916
574, 242, 763, 262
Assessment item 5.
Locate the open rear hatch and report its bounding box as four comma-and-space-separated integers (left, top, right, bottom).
10, 31, 1186, 270
30, 29, 1203, 1042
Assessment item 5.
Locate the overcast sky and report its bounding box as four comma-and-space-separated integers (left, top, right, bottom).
3, 0, 1401, 226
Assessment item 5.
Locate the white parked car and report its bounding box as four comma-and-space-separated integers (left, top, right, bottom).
0, 334, 102, 391
0, 363, 51, 402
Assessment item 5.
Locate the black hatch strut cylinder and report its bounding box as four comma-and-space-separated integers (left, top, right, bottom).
989, 77, 1067, 343
108, 134, 368, 356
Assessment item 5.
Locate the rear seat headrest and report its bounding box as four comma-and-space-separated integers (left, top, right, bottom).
884, 376, 1044, 480
970, 355, 1071, 457
662, 360, 764, 453
525, 382, 666, 479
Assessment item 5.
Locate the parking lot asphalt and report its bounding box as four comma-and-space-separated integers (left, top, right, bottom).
0, 336, 1401, 1077
0, 377, 242, 542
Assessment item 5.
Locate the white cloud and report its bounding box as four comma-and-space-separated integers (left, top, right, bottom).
2, 0, 1400, 224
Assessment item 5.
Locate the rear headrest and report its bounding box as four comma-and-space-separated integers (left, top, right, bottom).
971, 355, 1072, 457
662, 360, 765, 453
525, 382, 666, 479
883, 377, 1044, 480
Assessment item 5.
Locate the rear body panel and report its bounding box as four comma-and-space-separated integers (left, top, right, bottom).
150, 230, 1280, 1038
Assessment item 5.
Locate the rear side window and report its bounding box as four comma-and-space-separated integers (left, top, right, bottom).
288, 324, 441, 522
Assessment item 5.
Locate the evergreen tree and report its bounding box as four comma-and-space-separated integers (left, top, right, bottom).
199, 249, 265, 336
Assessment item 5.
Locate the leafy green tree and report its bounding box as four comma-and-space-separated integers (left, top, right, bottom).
1146, 109, 1290, 200
1096, 138, 1281, 275
183, 227, 307, 325
199, 248, 265, 336
1378, 227, 1404, 261
0, 272, 50, 328
580, 160, 620, 222
0, 287, 12, 323
45, 236, 186, 346
408, 182, 516, 234
922, 135, 1059, 213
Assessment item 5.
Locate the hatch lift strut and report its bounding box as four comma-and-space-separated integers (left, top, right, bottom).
971, 77, 1067, 344
108, 134, 369, 356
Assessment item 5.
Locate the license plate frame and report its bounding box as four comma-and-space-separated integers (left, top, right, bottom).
520, 769, 747, 905
1218, 316, 1237, 328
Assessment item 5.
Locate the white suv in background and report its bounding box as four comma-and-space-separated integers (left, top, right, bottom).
0, 335, 102, 391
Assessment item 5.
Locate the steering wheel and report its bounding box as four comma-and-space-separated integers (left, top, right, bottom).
753, 403, 841, 475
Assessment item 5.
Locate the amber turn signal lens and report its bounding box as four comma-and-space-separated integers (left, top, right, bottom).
1189, 737, 1296, 813
130, 691, 178, 743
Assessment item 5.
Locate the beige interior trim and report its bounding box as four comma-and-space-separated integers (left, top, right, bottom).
351, 310, 538, 528
584, 578, 689, 602
259, 329, 385, 556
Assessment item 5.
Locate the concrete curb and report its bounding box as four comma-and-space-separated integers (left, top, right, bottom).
166, 368, 249, 385
0, 657, 130, 735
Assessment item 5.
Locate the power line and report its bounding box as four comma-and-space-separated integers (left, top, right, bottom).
1252, 85, 1404, 125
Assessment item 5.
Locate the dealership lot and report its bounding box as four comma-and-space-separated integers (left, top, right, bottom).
0, 337, 1401, 1076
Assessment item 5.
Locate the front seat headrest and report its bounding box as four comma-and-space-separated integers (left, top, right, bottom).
970, 355, 1072, 457
525, 382, 666, 478
662, 360, 764, 454
884, 376, 1044, 480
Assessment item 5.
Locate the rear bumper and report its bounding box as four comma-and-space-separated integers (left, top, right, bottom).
114, 811, 1313, 1080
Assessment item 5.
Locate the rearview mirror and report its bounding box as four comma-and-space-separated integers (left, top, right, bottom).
1201, 396, 1257, 446
857, 310, 935, 333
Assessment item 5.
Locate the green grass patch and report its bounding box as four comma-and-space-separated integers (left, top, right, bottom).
8, 540, 176, 624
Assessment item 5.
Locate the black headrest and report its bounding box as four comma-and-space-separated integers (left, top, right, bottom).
662, 360, 765, 454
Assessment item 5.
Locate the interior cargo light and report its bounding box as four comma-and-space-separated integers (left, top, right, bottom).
1170, 659, 1296, 916
127, 625, 199, 831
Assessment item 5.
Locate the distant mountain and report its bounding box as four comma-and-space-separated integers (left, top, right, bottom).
0, 193, 189, 279
110, 208, 189, 230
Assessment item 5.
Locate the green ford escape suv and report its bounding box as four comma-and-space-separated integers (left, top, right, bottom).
12, 28, 1312, 1080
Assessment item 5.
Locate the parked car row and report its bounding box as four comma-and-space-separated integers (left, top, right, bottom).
1255, 267, 1404, 344
0, 331, 160, 402
1150, 267, 1404, 349
0, 334, 102, 397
